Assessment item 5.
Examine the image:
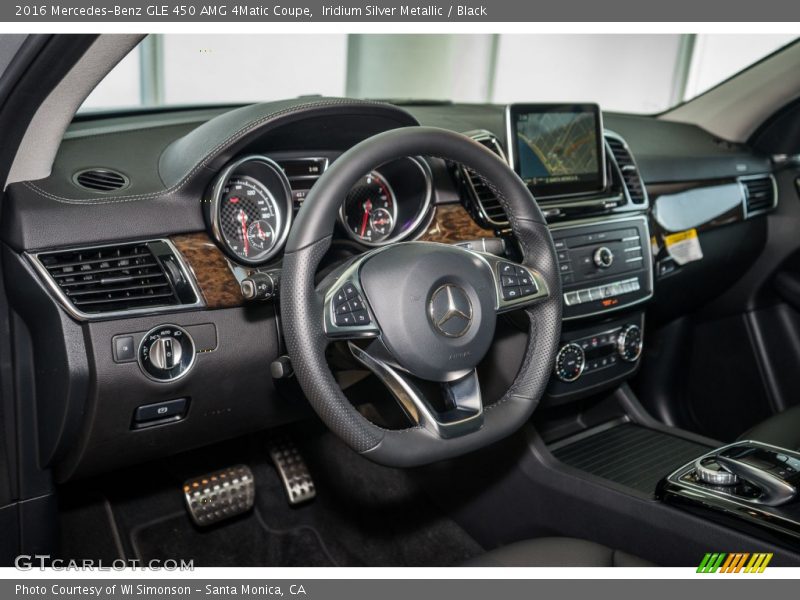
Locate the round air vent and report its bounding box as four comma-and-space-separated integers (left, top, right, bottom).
73, 168, 129, 192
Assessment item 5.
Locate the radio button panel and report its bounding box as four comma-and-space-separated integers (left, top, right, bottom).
551, 216, 653, 320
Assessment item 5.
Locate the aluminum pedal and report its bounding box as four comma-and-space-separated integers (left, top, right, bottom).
183, 465, 255, 527
269, 438, 316, 505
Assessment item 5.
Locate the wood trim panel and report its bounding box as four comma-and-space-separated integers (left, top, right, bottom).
420, 203, 495, 244
171, 233, 243, 309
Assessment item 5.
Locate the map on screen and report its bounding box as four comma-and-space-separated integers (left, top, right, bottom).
514, 111, 600, 188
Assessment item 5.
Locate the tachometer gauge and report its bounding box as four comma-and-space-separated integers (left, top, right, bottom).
207, 156, 292, 265
341, 171, 398, 245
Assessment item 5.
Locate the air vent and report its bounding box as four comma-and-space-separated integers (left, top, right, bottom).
741, 175, 777, 216
460, 130, 509, 228
605, 134, 646, 205
73, 168, 129, 192
35, 241, 197, 316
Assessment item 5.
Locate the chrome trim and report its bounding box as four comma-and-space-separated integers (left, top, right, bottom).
694, 457, 739, 487
136, 324, 197, 384
739, 173, 779, 219
604, 129, 650, 208
349, 342, 484, 439
428, 283, 473, 338
504, 104, 608, 202
666, 440, 800, 508
554, 343, 586, 383
716, 452, 796, 506
459, 129, 510, 229
27, 239, 205, 322
338, 169, 399, 246
207, 155, 294, 266
71, 167, 130, 192
549, 215, 654, 321
338, 156, 434, 247
616, 324, 643, 362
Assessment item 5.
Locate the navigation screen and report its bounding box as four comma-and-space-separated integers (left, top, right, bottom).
507, 103, 606, 198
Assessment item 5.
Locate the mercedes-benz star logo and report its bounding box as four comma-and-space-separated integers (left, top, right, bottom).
429, 284, 473, 338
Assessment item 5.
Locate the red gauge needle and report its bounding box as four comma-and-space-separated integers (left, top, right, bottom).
239, 209, 249, 256
360, 199, 373, 237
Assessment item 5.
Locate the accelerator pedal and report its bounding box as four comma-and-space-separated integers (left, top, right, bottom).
183, 465, 255, 526
270, 437, 316, 505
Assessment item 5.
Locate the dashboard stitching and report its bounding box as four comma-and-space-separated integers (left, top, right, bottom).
21, 99, 409, 206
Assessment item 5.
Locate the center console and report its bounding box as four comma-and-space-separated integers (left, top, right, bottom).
660, 441, 800, 544
544, 216, 653, 403
498, 104, 654, 403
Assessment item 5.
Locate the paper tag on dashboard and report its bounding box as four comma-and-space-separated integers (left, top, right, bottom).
663, 228, 703, 266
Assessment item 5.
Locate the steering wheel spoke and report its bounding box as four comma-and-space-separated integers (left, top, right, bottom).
322, 260, 381, 340
348, 341, 484, 439
472, 252, 550, 313
281, 126, 562, 467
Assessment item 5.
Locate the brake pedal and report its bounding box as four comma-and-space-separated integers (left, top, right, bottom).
270, 438, 316, 505
183, 465, 255, 527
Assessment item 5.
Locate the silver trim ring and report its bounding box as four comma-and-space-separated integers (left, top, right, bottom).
207, 154, 294, 266
338, 156, 434, 247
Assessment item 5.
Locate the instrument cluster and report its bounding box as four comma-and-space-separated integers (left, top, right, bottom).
206, 154, 434, 265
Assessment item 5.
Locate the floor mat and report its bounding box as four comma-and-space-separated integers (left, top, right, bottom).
132, 510, 337, 567
249, 433, 484, 566
61, 429, 484, 567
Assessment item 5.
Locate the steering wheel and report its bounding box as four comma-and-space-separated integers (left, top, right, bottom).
281, 127, 562, 467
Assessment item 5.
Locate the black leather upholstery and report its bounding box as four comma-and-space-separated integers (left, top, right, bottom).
739, 404, 800, 451
464, 537, 653, 567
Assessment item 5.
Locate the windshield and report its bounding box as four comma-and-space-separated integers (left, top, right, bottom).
81, 33, 798, 115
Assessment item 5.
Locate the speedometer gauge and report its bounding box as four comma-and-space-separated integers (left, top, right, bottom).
220, 176, 278, 261
206, 156, 292, 265
341, 171, 397, 245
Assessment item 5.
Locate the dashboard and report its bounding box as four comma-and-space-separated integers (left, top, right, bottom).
0, 97, 778, 481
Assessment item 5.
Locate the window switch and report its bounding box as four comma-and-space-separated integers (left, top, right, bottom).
113, 335, 136, 362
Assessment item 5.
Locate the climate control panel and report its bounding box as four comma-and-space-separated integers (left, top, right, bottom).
546, 313, 645, 405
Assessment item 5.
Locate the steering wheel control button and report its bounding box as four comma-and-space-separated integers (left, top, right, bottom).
332, 286, 371, 327
133, 398, 188, 427
555, 343, 586, 382
497, 261, 539, 304
113, 335, 136, 363
138, 325, 196, 382
343, 283, 358, 299
429, 284, 474, 338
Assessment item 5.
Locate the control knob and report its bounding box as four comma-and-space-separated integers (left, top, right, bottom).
554, 343, 585, 382
138, 325, 196, 382
695, 456, 738, 486
149, 336, 182, 370
616, 324, 643, 362
593, 246, 614, 268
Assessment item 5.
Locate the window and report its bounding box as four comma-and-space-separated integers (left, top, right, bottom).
80, 34, 798, 115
